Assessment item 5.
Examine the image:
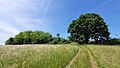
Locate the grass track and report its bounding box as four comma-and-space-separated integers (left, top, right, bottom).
65, 47, 81, 68
70, 46, 91, 68
85, 46, 97, 68
86, 45, 120, 68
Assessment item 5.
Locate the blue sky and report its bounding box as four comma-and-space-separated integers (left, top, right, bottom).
0, 0, 120, 45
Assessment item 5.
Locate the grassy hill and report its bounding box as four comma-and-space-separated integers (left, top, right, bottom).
0, 45, 120, 68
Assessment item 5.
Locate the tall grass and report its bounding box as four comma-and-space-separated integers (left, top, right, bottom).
86, 45, 120, 68
0, 45, 79, 68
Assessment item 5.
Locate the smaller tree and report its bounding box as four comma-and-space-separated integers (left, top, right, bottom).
56, 33, 60, 38
50, 33, 70, 44
56, 33, 60, 41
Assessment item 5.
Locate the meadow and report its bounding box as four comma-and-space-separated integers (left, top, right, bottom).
0, 45, 79, 68
0, 45, 120, 68
86, 45, 120, 68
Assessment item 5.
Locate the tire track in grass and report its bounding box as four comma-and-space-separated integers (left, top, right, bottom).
65, 47, 81, 68
85, 46, 97, 68
70, 46, 91, 68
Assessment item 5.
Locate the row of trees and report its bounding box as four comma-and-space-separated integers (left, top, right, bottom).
6, 31, 52, 45
105, 38, 120, 45
5, 31, 69, 45
5, 13, 120, 45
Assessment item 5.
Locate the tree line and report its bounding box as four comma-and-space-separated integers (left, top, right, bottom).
5, 31, 70, 45
5, 13, 120, 45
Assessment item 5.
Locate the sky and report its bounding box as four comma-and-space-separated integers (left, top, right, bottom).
0, 0, 120, 45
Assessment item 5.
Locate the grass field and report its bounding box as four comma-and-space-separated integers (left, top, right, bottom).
0, 45, 120, 68
0, 45, 79, 68
86, 45, 120, 68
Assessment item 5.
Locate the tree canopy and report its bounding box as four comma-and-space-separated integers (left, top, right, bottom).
5, 31, 69, 45
5, 37, 14, 45
50, 33, 69, 44
67, 13, 110, 44
5, 30, 52, 45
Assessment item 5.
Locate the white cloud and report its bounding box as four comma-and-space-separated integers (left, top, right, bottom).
0, 0, 52, 44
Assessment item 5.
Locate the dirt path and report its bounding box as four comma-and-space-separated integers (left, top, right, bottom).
65, 48, 81, 68
85, 47, 97, 68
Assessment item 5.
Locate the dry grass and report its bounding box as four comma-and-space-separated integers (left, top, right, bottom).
1, 44, 120, 68
0, 45, 79, 68
86, 45, 120, 68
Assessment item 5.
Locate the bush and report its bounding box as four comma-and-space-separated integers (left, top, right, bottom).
49, 37, 70, 44
105, 38, 120, 45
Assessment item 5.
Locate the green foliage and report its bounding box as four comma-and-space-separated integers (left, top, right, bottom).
50, 34, 70, 44
50, 37, 67, 44
5, 37, 14, 45
68, 13, 110, 44
105, 38, 120, 45
50, 37, 59, 44
56, 33, 60, 38
6, 31, 71, 45
6, 30, 52, 45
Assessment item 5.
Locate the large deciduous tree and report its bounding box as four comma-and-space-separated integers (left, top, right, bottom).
67, 13, 110, 44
